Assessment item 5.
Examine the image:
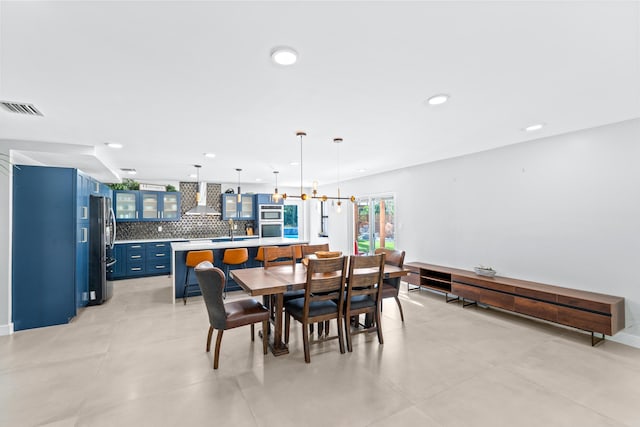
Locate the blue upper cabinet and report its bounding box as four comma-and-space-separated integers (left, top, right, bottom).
255, 193, 283, 205
113, 190, 181, 222
114, 190, 139, 221
222, 193, 254, 220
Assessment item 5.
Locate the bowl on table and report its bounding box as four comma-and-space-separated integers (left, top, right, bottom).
474, 266, 496, 277
314, 251, 342, 259
302, 251, 343, 267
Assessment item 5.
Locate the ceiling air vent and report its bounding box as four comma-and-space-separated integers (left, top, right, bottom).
1, 101, 43, 116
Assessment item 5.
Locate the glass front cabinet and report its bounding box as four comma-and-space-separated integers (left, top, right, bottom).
114, 190, 181, 222
114, 191, 139, 220
222, 194, 254, 220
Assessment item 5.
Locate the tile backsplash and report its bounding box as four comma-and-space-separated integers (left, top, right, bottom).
115, 182, 254, 241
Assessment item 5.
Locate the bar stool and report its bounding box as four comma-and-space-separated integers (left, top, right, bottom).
183, 250, 214, 305
254, 246, 277, 266
222, 248, 249, 298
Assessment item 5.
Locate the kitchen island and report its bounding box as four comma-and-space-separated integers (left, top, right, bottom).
170, 237, 315, 303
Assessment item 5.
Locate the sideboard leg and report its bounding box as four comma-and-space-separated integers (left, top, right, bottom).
462, 298, 477, 308
591, 332, 605, 346
445, 293, 459, 303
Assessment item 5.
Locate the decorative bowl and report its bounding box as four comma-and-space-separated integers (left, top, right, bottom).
474, 266, 496, 277
315, 251, 342, 259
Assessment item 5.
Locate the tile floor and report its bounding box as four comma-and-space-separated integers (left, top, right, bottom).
2, 276, 640, 427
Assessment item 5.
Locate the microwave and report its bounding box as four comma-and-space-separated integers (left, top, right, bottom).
260, 222, 283, 238
259, 205, 284, 221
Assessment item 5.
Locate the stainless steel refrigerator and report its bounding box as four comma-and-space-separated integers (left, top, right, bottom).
89, 195, 117, 305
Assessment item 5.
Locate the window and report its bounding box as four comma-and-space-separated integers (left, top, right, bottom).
355, 195, 395, 254
319, 201, 329, 237
283, 204, 299, 239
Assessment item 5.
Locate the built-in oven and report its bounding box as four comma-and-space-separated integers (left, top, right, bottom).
259, 205, 284, 221
258, 205, 284, 238
260, 222, 283, 238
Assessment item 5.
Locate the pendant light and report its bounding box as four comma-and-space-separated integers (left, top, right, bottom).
272, 170, 281, 203
282, 131, 355, 204
283, 131, 308, 200
235, 168, 242, 203
334, 137, 343, 213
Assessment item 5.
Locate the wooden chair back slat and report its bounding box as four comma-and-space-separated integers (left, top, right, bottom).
301, 243, 330, 257
263, 246, 295, 269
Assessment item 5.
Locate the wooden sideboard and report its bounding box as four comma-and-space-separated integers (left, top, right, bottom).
404, 262, 625, 345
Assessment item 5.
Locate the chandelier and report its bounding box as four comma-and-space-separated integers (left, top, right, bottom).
282, 131, 355, 204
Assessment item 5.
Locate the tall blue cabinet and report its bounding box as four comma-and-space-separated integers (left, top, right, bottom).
12, 165, 109, 331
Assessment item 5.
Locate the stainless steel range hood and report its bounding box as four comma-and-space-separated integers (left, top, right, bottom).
185, 182, 221, 216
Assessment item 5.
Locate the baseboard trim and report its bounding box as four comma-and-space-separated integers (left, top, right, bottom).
0, 322, 14, 336
610, 331, 640, 349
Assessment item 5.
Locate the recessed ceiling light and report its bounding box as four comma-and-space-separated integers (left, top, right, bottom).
358, 169, 366, 173
426, 94, 449, 105
189, 173, 197, 178
290, 161, 299, 166
203, 152, 216, 158
523, 123, 544, 132
105, 142, 123, 149
271, 46, 298, 66
121, 168, 137, 175
255, 178, 262, 182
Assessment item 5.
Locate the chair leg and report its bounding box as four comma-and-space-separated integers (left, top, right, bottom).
344, 315, 353, 352
183, 268, 190, 305
284, 313, 290, 344
223, 265, 229, 300
337, 316, 345, 354
375, 309, 384, 345
213, 329, 224, 369
302, 321, 311, 363
324, 320, 330, 336
262, 320, 269, 355
394, 296, 405, 322
251, 324, 255, 341
206, 326, 213, 352
317, 321, 323, 335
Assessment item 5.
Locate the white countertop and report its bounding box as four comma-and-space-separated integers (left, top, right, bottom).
115, 235, 260, 244
171, 237, 309, 252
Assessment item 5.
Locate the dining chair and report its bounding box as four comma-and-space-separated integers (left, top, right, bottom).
183, 250, 214, 305
300, 243, 330, 257
344, 254, 385, 352
194, 261, 269, 369
284, 256, 348, 363
263, 246, 295, 269
374, 248, 406, 321
300, 243, 332, 334
254, 245, 278, 266
291, 244, 304, 261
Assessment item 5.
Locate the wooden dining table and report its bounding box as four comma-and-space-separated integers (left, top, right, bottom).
231, 262, 409, 356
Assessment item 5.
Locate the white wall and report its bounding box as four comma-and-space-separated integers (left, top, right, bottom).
329, 119, 640, 345
0, 147, 12, 334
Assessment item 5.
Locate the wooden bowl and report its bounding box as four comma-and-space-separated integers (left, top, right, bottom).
315, 250, 342, 259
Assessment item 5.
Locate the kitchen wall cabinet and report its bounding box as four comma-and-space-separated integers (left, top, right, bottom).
114, 190, 181, 222
255, 193, 283, 205
12, 165, 108, 331
221, 193, 254, 220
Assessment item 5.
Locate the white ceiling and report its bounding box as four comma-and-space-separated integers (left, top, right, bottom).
1, 1, 639, 188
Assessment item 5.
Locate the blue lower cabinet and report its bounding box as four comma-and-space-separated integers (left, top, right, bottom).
108, 245, 126, 279
110, 241, 174, 279
125, 260, 146, 276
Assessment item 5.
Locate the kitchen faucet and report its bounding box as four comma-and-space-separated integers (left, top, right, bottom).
228, 218, 234, 241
